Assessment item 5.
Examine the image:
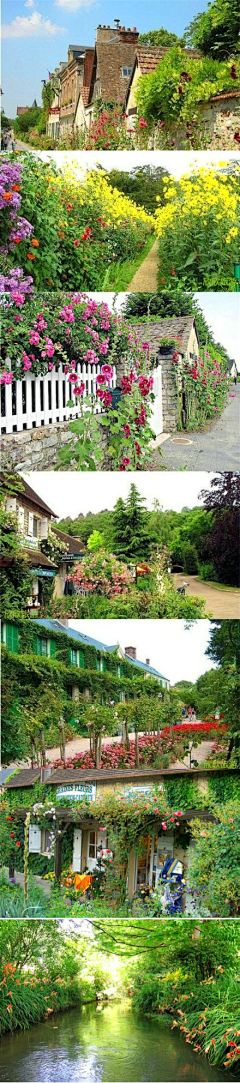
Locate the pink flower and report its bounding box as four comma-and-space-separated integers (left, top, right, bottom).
101, 364, 113, 380
29, 330, 40, 345
121, 457, 131, 467
11, 291, 25, 306
139, 118, 148, 129
48, 362, 54, 371
23, 352, 32, 371
123, 424, 131, 438
74, 382, 85, 396
0, 370, 13, 384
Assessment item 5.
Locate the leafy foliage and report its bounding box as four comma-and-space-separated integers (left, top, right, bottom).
184, 0, 240, 59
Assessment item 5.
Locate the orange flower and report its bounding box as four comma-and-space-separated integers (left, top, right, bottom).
27, 253, 35, 260
12, 185, 21, 192
3, 192, 13, 201
31, 238, 39, 248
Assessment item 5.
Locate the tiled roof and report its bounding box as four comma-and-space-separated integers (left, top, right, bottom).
52, 526, 86, 555
5, 769, 41, 788
25, 550, 57, 570
135, 47, 169, 75
209, 89, 240, 102
143, 316, 198, 353
0, 474, 57, 518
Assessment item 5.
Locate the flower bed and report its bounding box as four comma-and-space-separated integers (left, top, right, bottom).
0, 962, 80, 1036
51, 722, 226, 771
0, 154, 153, 291
156, 166, 240, 290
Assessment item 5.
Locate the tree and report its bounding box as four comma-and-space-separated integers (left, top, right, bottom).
206, 620, 240, 669
199, 473, 240, 586
87, 531, 105, 553
14, 106, 44, 135
105, 165, 170, 215
84, 703, 115, 768
184, 0, 240, 59
112, 484, 151, 563
138, 28, 184, 48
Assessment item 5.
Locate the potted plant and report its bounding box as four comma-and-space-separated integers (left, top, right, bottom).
159, 336, 178, 355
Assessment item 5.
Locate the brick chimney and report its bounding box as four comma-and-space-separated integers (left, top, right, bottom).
125, 646, 137, 660
96, 23, 138, 45
146, 658, 150, 666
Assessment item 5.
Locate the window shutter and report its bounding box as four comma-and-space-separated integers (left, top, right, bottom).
28, 512, 34, 536
96, 658, 100, 671
18, 506, 25, 533
35, 636, 41, 656
12, 625, 19, 653
79, 649, 84, 669
40, 518, 48, 539
102, 658, 107, 673
29, 825, 41, 853
49, 639, 56, 658
6, 498, 17, 513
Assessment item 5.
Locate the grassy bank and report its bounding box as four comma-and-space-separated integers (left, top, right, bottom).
103, 234, 156, 290
0, 969, 81, 1036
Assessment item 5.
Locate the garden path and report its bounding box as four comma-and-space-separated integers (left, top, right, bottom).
172, 573, 240, 618
157, 384, 240, 472
127, 237, 159, 292
3, 868, 52, 894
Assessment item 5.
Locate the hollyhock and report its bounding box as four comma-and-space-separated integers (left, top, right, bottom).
0, 370, 13, 384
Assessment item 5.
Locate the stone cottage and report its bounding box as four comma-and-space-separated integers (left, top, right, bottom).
80, 22, 139, 130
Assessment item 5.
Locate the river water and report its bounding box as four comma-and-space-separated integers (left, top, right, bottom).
0, 1002, 235, 1082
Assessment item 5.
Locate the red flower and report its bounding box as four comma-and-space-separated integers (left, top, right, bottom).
74, 239, 80, 247
234, 132, 240, 143
230, 65, 237, 79
16, 841, 21, 847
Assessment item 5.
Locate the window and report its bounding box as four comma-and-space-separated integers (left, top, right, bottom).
117, 663, 123, 678
70, 648, 84, 668
70, 648, 78, 666
35, 636, 56, 658
89, 831, 96, 860
96, 657, 107, 673
33, 516, 38, 538
122, 66, 132, 77
3, 622, 19, 653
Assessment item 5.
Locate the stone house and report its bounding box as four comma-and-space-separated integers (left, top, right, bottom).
59, 44, 88, 138
125, 48, 240, 147
125, 46, 199, 132
47, 63, 67, 141
1, 476, 86, 607
82, 22, 139, 130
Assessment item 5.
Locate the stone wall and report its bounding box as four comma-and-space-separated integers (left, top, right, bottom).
115, 322, 179, 433
151, 96, 240, 149
1, 421, 73, 472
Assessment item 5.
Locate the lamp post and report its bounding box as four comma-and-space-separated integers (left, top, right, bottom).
234, 261, 240, 292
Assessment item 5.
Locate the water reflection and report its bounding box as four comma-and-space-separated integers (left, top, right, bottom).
0, 1002, 235, 1083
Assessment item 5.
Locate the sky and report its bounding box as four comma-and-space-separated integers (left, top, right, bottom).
21, 470, 213, 518
2, 0, 208, 117
37, 148, 238, 181
86, 292, 240, 366
68, 617, 216, 684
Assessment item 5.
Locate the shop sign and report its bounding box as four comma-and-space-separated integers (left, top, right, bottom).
56, 783, 96, 802
124, 784, 163, 799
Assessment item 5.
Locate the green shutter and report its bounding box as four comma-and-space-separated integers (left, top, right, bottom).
102, 658, 107, 673
96, 658, 100, 671
5, 623, 19, 653
79, 649, 84, 669
49, 639, 56, 658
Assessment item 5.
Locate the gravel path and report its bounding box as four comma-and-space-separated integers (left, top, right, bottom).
172, 573, 240, 618
127, 237, 159, 292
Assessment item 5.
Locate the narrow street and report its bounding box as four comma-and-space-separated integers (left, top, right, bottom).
127, 237, 159, 291
172, 572, 240, 617
160, 384, 240, 471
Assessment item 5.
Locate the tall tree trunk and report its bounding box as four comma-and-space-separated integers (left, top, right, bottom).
41, 729, 46, 768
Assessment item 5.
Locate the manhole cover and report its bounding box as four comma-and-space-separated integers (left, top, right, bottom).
171, 438, 193, 444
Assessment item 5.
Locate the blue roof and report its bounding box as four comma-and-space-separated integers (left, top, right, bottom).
34, 619, 169, 682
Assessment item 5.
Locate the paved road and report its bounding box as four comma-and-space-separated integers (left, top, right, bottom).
127, 238, 159, 292
173, 573, 240, 617
161, 384, 240, 471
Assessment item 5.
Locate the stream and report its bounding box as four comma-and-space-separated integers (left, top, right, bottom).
0, 1001, 236, 1082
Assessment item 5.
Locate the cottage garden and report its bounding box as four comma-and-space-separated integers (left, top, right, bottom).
0, 154, 240, 294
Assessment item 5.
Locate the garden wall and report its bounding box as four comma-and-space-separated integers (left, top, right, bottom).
132, 325, 179, 432
1, 421, 74, 471
151, 96, 240, 150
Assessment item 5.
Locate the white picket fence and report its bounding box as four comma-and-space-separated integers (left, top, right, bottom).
1, 361, 117, 435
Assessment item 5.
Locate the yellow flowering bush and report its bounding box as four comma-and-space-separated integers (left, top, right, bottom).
2, 154, 154, 290
155, 166, 240, 289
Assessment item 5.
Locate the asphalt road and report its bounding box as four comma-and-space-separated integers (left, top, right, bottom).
161, 384, 240, 471
173, 573, 240, 618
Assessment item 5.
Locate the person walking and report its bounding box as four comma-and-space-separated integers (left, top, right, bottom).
11, 139, 16, 152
